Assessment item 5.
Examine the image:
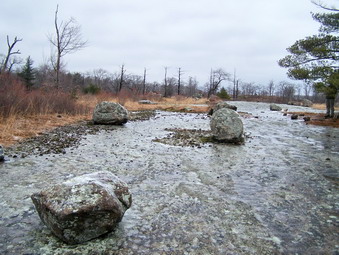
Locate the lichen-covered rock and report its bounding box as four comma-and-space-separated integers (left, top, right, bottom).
208, 101, 237, 115
0, 145, 4, 162
31, 171, 132, 244
210, 108, 244, 144
302, 99, 313, 107
93, 101, 129, 125
270, 104, 282, 111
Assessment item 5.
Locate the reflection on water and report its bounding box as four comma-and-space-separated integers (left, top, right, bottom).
0, 102, 338, 255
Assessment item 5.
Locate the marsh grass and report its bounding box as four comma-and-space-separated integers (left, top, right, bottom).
0, 85, 210, 146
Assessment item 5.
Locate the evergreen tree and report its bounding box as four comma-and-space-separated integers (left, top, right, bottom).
19, 56, 35, 89
279, 3, 339, 117
217, 87, 230, 100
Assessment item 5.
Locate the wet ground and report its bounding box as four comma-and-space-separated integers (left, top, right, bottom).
0, 102, 338, 255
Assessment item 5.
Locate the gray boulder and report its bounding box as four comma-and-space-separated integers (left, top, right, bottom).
302, 99, 313, 107
208, 101, 237, 115
31, 171, 132, 244
210, 108, 244, 144
270, 104, 282, 111
0, 145, 4, 162
93, 101, 129, 125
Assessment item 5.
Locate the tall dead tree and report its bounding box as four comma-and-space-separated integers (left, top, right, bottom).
118, 64, 125, 93
0, 36, 22, 74
164, 67, 168, 97
177, 67, 184, 95
48, 5, 87, 88
142, 68, 147, 95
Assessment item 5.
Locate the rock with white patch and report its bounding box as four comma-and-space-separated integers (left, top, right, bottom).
31, 171, 132, 244
93, 101, 129, 125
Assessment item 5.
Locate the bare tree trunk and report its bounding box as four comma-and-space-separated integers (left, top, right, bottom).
118, 64, 125, 93
178, 67, 183, 95
233, 69, 237, 100
207, 69, 213, 98
326, 98, 335, 118
164, 67, 168, 97
142, 68, 147, 95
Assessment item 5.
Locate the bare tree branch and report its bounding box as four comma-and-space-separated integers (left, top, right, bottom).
0, 35, 22, 73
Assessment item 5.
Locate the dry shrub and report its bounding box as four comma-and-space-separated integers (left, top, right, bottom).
0, 74, 89, 119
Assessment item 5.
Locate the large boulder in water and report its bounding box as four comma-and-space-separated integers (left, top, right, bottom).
208, 101, 237, 115
0, 145, 4, 162
301, 99, 313, 107
31, 171, 132, 244
270, 104, 282, 111
93, 101, 129, 125
210, 108, 244, 144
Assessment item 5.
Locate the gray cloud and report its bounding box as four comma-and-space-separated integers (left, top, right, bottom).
1, 0, 332, 86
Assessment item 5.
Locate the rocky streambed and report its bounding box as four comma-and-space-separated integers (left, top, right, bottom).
0, 102, 338, 255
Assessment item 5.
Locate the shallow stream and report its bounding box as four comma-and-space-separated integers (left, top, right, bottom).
0, 102, 338, 254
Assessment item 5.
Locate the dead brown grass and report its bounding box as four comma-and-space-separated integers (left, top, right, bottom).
312, 103, 339, 111
0, 113, 92, 147
287, 111, 339, 128
0, 94, 211, 147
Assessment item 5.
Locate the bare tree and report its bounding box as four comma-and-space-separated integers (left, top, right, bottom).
0, 36, 22, 73
268, 80, 275, 97
304, 81, 313, 99
177, 67, 184, 95
164, 67, 168, 97
48, 5, 87, 88
186, 76, 198, 97
207, 68, 231, 98
118, 64, 125, 93
142, 68, 147, 95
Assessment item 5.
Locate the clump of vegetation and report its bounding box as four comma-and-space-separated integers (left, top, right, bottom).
83, 83, 101, 94
0, 74, 89, 119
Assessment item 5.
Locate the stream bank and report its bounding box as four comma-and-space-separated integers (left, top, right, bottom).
0, 102, 338, 255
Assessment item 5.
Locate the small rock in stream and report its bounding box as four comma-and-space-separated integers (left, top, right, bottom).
291, 114, 299, 120
0, 145, 4, 162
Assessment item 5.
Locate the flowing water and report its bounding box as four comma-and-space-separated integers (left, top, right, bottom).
0, 102, 338, 255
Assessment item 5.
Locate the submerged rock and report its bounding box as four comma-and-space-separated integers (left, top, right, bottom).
0, 145, 4, 162
210, 108, 244, 144
31, 171, 132, 244
270, 104, 282, 111
208, 101, 237, 115
93, 101, 129, 125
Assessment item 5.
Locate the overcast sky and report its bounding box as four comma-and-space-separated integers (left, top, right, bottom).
0, 0, 336, 87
